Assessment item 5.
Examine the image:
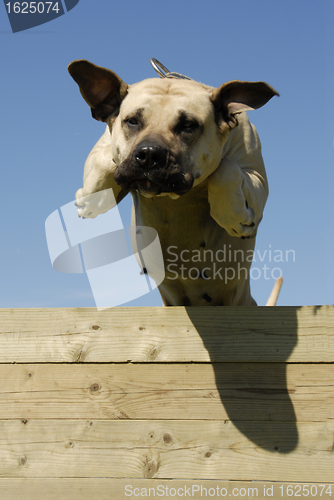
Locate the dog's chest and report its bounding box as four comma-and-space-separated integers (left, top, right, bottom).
134, 186, 218, 254
132, 189, 255, 306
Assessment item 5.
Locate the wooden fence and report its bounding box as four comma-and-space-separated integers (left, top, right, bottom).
0, 306, 333, 499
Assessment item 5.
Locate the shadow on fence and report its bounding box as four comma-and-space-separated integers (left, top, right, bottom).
185, 307, 299, 454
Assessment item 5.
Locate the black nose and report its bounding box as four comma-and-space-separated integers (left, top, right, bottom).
134, 144, 167, 170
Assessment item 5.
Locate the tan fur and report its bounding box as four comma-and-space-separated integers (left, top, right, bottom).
69, 60, 279, 306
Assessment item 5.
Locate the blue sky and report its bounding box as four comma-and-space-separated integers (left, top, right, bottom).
1, 0, 333, 307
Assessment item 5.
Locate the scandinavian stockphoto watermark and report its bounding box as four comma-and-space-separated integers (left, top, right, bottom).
3, 0, 80, 33
45, 187, 295, 309
165, 244, 294, 283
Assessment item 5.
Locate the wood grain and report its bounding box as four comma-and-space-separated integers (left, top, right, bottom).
0, 306, 332, 495
0, 419, 333, 482
0, 306, 332, 362
0, 363, 332, 421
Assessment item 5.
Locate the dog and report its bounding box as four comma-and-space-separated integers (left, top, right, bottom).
68, 59, 281, 306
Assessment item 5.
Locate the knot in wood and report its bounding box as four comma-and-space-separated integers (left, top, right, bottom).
149, 346, 160, 360
163, 433, 173, 445
144, 458, 159, 479
90, 383, 100, 393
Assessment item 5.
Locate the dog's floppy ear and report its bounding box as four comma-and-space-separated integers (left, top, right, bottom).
68, 60, 128, 122
212, 80, 279, 129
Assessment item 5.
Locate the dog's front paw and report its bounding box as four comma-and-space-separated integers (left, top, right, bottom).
208, 179, 258, 238
75, 188, 116, 219
208, 158, 263, 239
226, 200, 257, 239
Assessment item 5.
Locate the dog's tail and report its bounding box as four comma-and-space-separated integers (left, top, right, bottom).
266, 277, 283, 306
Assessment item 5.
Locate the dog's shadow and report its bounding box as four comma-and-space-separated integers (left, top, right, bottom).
185, 306, 299, 454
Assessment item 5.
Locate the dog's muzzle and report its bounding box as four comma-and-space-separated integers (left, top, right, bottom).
114, 142, 194, 196
134, 144, 167, 170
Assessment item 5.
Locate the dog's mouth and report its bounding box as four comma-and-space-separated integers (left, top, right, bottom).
114, 145, 194, 196
117, 172, 194, 197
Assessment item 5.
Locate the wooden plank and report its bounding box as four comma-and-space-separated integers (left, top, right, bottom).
0, 479, 332, 500
0, 419, 333, 482
0, 363, 332, 421
0, 306, 333, 363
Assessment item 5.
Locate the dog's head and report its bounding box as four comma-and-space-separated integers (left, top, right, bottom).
68, 60, 278, 198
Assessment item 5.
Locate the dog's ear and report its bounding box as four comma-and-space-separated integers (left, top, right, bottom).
212, 81, 279, 128
68, 60, 128, 122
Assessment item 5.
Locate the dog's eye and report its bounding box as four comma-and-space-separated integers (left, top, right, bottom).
176, 117, 200, 134
124, 117, 140, 127
185, 120, 198, 129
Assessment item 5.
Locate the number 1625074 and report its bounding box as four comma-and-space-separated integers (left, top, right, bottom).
5, 2, 60, 14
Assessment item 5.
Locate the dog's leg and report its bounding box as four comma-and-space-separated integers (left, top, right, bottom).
75, 128, 128, 218
208, 156, 267, 238
208, 114, 268, 239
